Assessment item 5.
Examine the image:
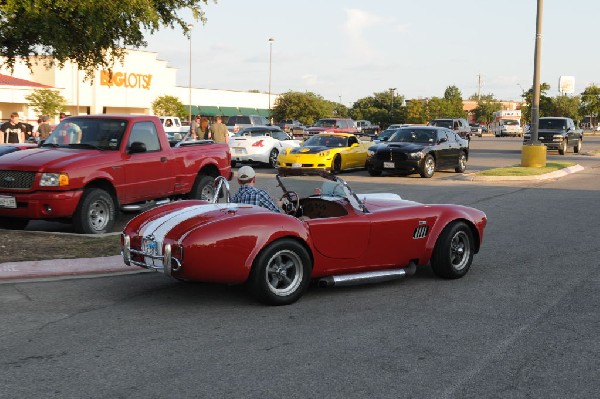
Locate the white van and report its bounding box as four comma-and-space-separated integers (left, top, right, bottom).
490, 119, 523, 137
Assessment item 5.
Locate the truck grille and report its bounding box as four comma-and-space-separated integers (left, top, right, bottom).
0, 170, 36, 190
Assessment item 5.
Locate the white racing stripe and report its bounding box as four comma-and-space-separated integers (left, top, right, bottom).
140, 203, 238, 243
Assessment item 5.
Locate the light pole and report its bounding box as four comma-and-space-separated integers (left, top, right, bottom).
268, 37, 275, 122
188, 24, 193, 125
389, 88, 396, 122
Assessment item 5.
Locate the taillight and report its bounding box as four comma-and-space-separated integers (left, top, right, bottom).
252, 140, 264, 147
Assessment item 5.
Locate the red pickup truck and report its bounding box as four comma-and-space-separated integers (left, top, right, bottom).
0, 115, 231, 234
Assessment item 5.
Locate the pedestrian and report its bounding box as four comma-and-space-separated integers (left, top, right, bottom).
0, 112, 25, 143
208, 115, 229, 144
199, 117, 210, 139
59, 112, 67, 122
37, 115, 52, 141
190, 115, 199, 139
231, 166, 282, 212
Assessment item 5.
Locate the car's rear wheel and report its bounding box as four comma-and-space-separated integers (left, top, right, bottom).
249, 239, 311, 306
367, 165, 382, 176
431, 221, 474, 279
269, 148, 279, 168
574, 139, 582, 153
190, 175, 215, 201
419, 154, 435, 178
455, 152, 467, 173
73, 188, 115, 234
558, 140, 567, 155
332, 155, 342, 174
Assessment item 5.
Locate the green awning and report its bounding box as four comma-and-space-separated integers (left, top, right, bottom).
256, 109, 271, 117
185, 105, 201, 115
197, 105, 221, 116
219, 106, 240, 116
238, 107, 257, 116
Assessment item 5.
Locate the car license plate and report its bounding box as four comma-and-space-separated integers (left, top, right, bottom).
292, 163, 302, 168
0, 195, 16, 208
384, 162, 395, 168
141, 238, 158, 256
233, 147, 246, 154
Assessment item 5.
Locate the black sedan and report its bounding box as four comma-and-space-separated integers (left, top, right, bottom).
366, 126, 469, 178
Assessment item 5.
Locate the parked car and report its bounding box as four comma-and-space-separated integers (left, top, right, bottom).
277, 133, 370, 173
523, 117, 583, 155
159, 116, 189, 142
226, 115, 270, 134
355, 120, 381, 136
277, 119, 304, 133
366, 126, 469, 178
373, 128, 400, 143
0, 115, 231, 233
121, 170, 487, 305
469, 123, 483, 137
303, 118, 358, 138
229, 126, 301, 168
429, 118, 471, 140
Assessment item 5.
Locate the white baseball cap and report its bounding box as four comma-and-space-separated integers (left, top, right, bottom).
237, 165, 256, 180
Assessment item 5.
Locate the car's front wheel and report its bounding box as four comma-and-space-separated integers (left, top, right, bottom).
419, 154, 435, 178
558, 140, 567, 155
431, 221, 474, 279
331, 155, 342, 174
574, 139, 582, 153
249, 239, 312, 305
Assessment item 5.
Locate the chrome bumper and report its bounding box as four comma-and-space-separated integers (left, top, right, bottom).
121, 234, 182, 276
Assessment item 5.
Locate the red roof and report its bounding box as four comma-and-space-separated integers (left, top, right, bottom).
0, 73, 53, 88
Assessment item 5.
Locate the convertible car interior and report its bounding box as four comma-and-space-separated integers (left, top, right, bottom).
298, 198, 348, 219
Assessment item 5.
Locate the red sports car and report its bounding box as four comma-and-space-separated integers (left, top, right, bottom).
121, 171, 487, 305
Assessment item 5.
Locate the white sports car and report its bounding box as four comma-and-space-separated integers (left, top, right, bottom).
230, 126, 301, 168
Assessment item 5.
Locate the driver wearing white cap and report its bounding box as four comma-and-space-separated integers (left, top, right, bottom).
231, 166, 282, 212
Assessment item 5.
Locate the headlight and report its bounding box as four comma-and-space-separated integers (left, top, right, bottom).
367, 149, 375, 157
553, 134, 564, 138
407, 151, 423, 159
40, 173, 69, 187
318, 150, 330, 157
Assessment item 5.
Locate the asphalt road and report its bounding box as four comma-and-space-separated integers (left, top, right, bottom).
2, 137, 600, 398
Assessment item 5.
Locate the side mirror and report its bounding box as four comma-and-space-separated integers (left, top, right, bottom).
128, 141, 147, 154
380, 136, 389, 142
438, 137, 448, 144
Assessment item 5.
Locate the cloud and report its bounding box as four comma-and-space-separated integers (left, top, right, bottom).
342, 9, 407, 58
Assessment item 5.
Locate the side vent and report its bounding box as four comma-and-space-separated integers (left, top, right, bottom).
413, 225, 429, 239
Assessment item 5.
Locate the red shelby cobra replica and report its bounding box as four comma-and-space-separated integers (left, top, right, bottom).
121, 171, 487, 305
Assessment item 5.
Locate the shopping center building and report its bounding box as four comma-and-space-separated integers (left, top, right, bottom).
0, 49, 275, 124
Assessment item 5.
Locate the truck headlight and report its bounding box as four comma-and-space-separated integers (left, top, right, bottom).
40, 173, 69, 186
553, 134, 564, 138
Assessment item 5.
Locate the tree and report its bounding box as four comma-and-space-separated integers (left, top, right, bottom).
443, 85, 465, 117
272, 91, 333, 126
25, 89, 68, 118
151, 95, 187, 117
520, 82, 552, 123
579, 84, 600, 126
0, 1, 212, 79
351, 90, 406, 125
553, 95, 581, 121
472, 97, 500, 124
425, 97, 447, 120
405, 99, 427, 124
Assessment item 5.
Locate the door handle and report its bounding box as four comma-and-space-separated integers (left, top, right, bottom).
160, 157, 167, 163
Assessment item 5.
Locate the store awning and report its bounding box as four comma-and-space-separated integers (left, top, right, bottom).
185, 105, 201, 115
197, 105, 221, 116
219, 106, 240, 117
238, 107, 257, 116
256, 109, 270, 118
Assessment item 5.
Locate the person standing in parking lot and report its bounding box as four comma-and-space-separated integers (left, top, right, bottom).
209, 115, 228, 144
0, 112, 25, 143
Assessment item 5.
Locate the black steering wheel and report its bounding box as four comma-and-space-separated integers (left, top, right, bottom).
280, 191, 300, 215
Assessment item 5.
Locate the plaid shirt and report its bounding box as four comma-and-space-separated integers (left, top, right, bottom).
231, 185, 281, 213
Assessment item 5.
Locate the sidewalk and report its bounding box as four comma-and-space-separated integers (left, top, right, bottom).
0, 255, 146, 282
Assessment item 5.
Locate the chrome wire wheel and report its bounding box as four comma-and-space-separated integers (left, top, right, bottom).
265, 249, 303, 296
449, 230, 471, 271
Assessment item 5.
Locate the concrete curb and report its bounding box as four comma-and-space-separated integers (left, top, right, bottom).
456, 164, 584, 181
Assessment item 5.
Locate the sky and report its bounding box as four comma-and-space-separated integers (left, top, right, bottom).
142, 0, 600, 106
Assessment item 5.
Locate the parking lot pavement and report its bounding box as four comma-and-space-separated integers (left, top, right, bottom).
0, 255, 145, 282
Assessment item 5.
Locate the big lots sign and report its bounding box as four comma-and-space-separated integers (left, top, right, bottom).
100, 70, 152, 90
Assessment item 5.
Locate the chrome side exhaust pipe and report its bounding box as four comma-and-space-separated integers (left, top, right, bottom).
318, 263, 416, 288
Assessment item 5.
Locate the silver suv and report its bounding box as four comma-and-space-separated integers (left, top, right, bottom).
226, 115, 270, 134
429, 118, 471, 140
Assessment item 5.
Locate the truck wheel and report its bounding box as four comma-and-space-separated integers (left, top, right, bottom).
419, 154, 435, 178
558, 140, 567, 155
0, 217, 29, 230
574, 139, 582, 153
73, 188, 115, 234
190, 175, 215, 201
248, 238, 312, 305
269, 148, 279, 168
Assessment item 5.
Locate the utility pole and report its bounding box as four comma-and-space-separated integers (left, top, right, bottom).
477, 74, 482, 101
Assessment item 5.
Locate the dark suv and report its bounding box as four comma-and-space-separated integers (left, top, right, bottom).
226, 115, 270, 134
429, 118, 471, 140
523, 117, 583, 155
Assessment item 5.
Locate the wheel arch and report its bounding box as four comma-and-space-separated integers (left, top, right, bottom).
83, 178, 119, 207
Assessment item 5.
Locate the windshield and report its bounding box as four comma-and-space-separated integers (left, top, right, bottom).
539, 118, 567, 130
503, 120, 520, 126
378, 128, 398, 140
389, 128, 435, 144
42, 118, 128, 150
429, 120, 452, 128
303, 135, 348, 147
313, 119, 336, 128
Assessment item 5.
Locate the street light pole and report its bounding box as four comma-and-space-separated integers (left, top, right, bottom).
389, 88, 396, 122
188, 24, 193, 125
268, 37, 275, 122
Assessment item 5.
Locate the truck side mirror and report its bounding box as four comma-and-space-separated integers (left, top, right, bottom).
128, 141, 147, 154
